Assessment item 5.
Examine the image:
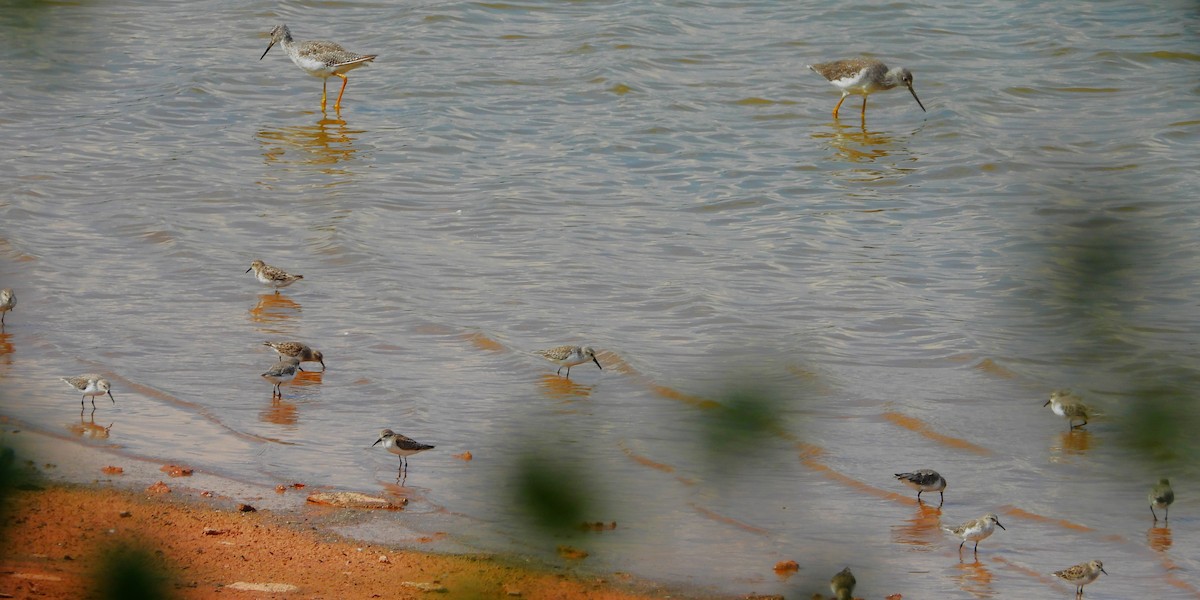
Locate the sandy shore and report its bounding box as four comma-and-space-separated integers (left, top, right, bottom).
0, 482, 691, 600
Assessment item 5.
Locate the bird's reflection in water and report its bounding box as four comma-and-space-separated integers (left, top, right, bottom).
1049, 429, 1093, 463
67, 413, 112, 440
892, 502, 943, 549
0, 329, 13, 364
260, 395, 298, 428
259, 367, 320, 428
811, 120, 896, 162
537, 373, 593, 401
951, 556, 996, 598
257, 114, 365, 172
250, 293, 301, 327
291, 369, 323, 388
1147, 525, 1172, 552
379, 479, 432, 499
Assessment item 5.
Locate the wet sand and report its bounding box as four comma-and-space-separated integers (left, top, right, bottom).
0, 483, 687, 600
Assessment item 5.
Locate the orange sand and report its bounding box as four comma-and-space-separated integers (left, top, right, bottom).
0, 483, 686, 600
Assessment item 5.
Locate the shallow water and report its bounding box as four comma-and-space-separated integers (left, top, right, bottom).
2, 0, 1200, 597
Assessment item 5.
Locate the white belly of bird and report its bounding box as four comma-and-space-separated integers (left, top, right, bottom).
830, 72, 871, 93
256, 272, 294, 287
385, 441, 424, 457
263, 372, 295, 385
290, 55, 335, 78
964, 523, 992, 541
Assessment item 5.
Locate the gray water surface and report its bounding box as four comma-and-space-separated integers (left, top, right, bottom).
2, 0, 1199, 597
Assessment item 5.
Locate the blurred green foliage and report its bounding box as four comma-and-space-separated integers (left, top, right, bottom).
90, 543, 173, 600
1045, 226, 1140, 341
512, 451, 594, 535
0, 444, 18, 560
700, 384, 788, 470
1123, 384, 1198, 462
1039, 221, 1199, 464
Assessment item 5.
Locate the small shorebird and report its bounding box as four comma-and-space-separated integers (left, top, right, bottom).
1052, 560, 1107, 598
895, 469, 947, 506
0, 288, 14, 325
246, 259, 303, 292
260, 24, 377, 112
1149, 478, 1174, 522
535, 345, 602, 378
829, 567, 856, 600
372, 428, 435, 481
808, 58, 925, 120
1044, 390, 1091, 430
262, 357, 302, 398
61, 374, 115, 412
944, 512, 1005, 554
264, 341, 325, 371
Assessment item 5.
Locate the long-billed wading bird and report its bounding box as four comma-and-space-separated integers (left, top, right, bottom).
260, 24, 377, 112
264, 341, 325, 371
808, 58, 925, 120
535, 345, 602, 378
246, 259, 304, 293
372, 429, 435, 482
1149, 478, 1174, 522
944, 512, 1005, 555
895, 469, 948, 506
830, 567, 856, 600
1044, 389, 1091, 430
1052, 560, 1107, 598
262, 357, 302, 398
61, 374, 115, 413
0, 288, 14, 325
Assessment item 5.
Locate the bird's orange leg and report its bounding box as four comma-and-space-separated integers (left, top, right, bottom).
832, 94, 849, 119
321, 79, 328, 112
334, 73, 349, 111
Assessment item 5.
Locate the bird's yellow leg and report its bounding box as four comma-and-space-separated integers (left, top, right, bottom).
321, 79, 328, 111
832, 94, 848, 119
861, 96, 868, 118
334, 73, 349, 111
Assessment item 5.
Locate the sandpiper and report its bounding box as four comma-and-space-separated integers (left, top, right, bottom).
0, 288, 14, 325
808, 58, 925, 120
944, 512, 1005, 554
262, 357, 302, 398
1149, 478, 1174, 522
61, 374, 115, 412
829, 567, 856, 600
372, 428, 435, 481
264, 341, 325, 371
535, 345, 602, 378
246, 259, 303, 292
260, 24, 377, 112
895, 469, 947, 506
1052, 560, 1106, 598
1044, 390, 1091, 430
